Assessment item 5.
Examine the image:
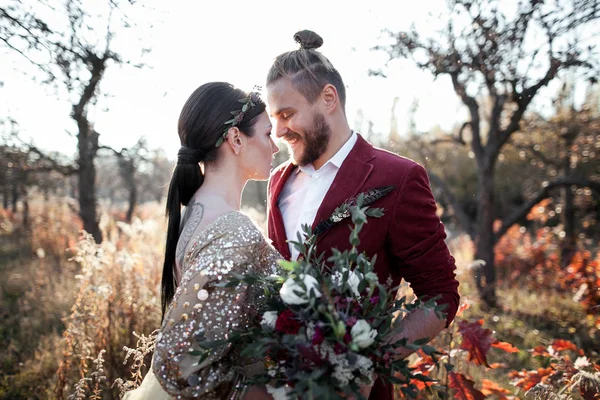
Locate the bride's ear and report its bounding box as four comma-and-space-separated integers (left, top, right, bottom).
225, 127, 243, 155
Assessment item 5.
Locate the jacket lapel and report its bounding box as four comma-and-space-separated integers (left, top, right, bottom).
312, 134, 375, 243
268, 162, 296, 260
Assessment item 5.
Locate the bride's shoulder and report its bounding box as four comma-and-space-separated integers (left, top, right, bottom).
214, 211, 268, 244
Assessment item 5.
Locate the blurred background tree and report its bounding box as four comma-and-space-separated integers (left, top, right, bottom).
373, 0, 600, 307
1, 0, 148, 243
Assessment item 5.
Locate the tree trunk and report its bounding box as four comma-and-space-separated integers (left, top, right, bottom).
77, 126, 102, 243
561, 135, 576, 267
118, 158, 137, 223
126, 177, 137, 223
22, 194, 29, 229
3, 182, 9, 209
11, 181, 18, 213
475, 165, 498, 308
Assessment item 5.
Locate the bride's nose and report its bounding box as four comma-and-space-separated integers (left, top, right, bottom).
270, 138, 279, 154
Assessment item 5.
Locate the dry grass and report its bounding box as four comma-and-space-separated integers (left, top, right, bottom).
0, 196, 598, 399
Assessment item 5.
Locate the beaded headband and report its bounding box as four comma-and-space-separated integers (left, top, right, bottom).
215, 86, 262, 148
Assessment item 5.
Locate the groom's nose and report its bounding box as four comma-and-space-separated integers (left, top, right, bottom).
275, 122, 288, 139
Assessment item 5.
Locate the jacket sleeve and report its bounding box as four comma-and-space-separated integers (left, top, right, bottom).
388, 163, 460, 327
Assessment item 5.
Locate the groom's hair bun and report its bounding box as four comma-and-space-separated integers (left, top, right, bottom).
267, 29, 346, 109
294, 30, 323, 50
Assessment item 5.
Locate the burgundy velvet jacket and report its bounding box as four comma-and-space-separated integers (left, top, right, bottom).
267, 134, 460, 400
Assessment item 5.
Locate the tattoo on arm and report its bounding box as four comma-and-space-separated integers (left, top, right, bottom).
176, 201, 205, 267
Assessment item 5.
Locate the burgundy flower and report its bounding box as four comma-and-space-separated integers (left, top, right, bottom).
343, 332, 352, 344
370, 296, 380, 304
312, 326, 325, 345
346, 317, 357, 327
275, 309, 302, 334
334, 342, 347, 354
298, 344, 325, 366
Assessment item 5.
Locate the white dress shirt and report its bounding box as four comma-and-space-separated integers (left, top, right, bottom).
279, 131, 358, 260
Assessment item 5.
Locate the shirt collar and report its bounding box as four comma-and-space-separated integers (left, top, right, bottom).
296, 131, 357, 175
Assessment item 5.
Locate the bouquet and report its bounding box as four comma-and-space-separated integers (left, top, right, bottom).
195, 194, 447, 399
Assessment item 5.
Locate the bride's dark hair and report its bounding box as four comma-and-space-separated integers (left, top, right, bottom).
162, 82, 266, 320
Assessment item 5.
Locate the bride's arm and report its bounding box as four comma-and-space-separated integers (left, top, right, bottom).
152, 222, 272, 399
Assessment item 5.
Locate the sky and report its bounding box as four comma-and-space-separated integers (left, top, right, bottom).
0, 0, 578, 159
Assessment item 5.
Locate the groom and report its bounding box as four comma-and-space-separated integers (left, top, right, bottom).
265, 30, 460, 399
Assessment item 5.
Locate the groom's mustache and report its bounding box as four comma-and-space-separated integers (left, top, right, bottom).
283, 131, 302, 143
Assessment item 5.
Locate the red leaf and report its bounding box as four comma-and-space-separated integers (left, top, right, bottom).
456, 301, 471, 317
510, 367, 554, 391
530, 345, 551, 357
481, 379, 512, 399
448, 372, 485, 400
492, 341, 520, 353
550, 339, 577, 352
458, 319, 494, 367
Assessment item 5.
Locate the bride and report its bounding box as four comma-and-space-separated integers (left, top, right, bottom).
124, 82, 279, 399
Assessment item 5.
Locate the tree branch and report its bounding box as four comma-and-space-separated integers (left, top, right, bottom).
495, 178, 600, 241
431, 122, 470, 146
494, 58, 561, 154
511, 142, 561, 169
449, 71, 484, 158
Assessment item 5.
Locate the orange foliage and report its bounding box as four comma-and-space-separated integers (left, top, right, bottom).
509, 367, 555, 391
495, 218, 600, 314
480, 379, 512, 399
448, 372, 485, 400
492, 341, 520, 353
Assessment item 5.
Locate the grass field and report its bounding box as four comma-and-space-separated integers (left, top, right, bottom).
0, 197, 598, 399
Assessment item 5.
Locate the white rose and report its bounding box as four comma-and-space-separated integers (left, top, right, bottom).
261, 311, 278, 329
350, 319, 377, 349
279, 274, 322, 305
332, 268, 362, 296
266, 384, 291, 400
353, 354, 373, 370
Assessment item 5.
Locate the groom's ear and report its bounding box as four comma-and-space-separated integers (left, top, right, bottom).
226, 127, 243, 155
321, 84, 339, 114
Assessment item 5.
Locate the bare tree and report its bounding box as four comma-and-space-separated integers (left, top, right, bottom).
510, 82, 600, 265
1, 0, 147, 243
0, 128, 76, 227
100, 138, 148, 223
374, 0, 600, 306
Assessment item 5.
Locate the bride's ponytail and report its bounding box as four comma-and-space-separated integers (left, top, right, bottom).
161, 148, 204, 319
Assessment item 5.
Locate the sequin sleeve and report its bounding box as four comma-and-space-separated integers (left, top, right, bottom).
152, 212, 280, 399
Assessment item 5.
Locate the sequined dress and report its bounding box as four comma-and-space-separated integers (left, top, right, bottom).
125, 211, 280, 399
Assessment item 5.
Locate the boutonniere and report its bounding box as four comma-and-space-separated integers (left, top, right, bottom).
313, 185, 396, 236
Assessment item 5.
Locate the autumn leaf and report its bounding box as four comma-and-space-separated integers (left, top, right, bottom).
530, 345, 552, 357
492, 341, 520, 353
458, 319, 494, 367
510, 367, 554, 391
550, 339, 577, 352
490, 362, 508, 369
448, 372, 485, 400
481, 379, 512, 399
456, 301, 471, 317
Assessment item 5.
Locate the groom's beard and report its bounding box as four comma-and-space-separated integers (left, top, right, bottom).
288, 112, 331, 167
